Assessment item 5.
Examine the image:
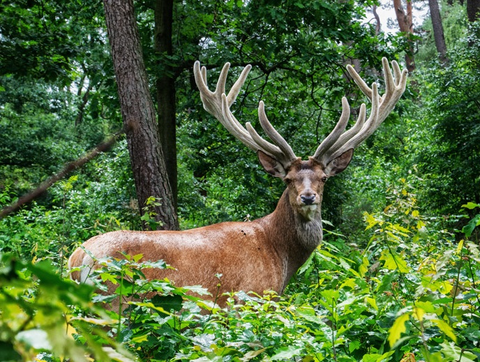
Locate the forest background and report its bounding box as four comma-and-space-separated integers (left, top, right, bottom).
1, 0, 480, 361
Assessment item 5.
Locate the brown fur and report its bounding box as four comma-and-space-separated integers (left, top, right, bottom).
68, 156, 351, 307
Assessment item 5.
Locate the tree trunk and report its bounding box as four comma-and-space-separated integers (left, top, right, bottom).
429, 0, 448, 63
103, 0, 179, 230
154, 0, 177, 211
373, 4, 381, 35
467, 0, 480, 21
393, 0, 416, 72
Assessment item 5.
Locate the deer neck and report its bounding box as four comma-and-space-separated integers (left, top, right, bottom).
259, 189, 323, 286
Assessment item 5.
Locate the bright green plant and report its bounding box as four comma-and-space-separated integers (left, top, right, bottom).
140, 196, 165, 231
461, 202, 480, 240
0, 253, 132, 362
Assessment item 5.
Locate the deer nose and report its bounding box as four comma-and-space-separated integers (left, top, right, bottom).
301, 194, 316, 205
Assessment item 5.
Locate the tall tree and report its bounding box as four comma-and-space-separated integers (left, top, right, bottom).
103, 0, 178, 230
467, 0, 480, 21
393, 0, 416, 72
154, 0, 177, 211
429, 0, 448, 62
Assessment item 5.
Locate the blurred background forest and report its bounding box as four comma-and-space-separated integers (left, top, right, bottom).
1, 0, 480, 361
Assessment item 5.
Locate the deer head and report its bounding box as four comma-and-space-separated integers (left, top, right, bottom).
193, 58, 407, 221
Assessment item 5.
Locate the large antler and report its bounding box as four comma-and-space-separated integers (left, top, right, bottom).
313, 58, 408, 166
193, 61, 298, 168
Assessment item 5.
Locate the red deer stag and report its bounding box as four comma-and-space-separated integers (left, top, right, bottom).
68, 58, 407, 305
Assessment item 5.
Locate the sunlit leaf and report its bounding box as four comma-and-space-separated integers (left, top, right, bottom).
432, 319, 457, 343
271, 346, 304, 360
413, 307, 425, 322
132, 254, 143, 263
380, 249, 410, 272
359, 257, 369, 277
388, 312, 411, 347
366, 297, 378, 311
440, 341, 476, 362
415, 301, 436, 313
456, 239, 464, 255
364, 212, 380, 230
462, 202, 480, 210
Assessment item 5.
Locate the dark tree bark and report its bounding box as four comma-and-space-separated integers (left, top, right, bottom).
467, 0, 480, 21
393, 0, 416, 72
103, 0, 179, 230
154, 0, 177, 211
429, 0, 448, 63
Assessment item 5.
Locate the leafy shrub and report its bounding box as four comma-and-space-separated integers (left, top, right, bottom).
0, 140, 139, 261
2, 176, 480, 361
0, 254, 132, 362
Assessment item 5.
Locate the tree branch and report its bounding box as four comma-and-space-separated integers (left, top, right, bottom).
0, 130, 124, 219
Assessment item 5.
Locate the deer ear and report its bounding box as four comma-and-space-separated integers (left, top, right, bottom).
257, 150, 287, 178
325, 149, 354, 176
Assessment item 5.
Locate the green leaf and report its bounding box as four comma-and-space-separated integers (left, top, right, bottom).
271, 346, 304, 360
379, 249, 410, 272
462, 214, 480, 237
432, 319, 457, 343
388, 312, 411, 347
295, 305, 324, 324
377, 272, 396, 293
462, 202, 480, 210
440, 341, 477, 362
349, 339, 361, 353
151, 294, 183, 312
362, 351, 395, 362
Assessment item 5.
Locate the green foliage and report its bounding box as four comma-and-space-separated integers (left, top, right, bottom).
461, 202, 480, 239
0, 0, 104, 83
2, 176, 480, 361
0, 141, 139, 260
0, 254, 132, 362
141, 196, 165, 230
417, 0, 468, 64
2, 0, 480, 361
413, 23, 480, 215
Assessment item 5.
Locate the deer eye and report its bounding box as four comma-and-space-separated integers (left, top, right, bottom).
321, 176, 328, 183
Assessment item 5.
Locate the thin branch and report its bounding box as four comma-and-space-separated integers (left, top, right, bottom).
0, 130, 125, 219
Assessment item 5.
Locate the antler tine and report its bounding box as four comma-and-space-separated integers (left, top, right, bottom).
257, 101, 297, 163
312, 97, 351, 160
323, 83, 381, 163
194, 61, 297, 166
313, 57, 407, 166
319, 103, 367, 160
220, 93, 266, 151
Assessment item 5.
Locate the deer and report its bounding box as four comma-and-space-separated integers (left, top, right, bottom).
68, 58, 407, 307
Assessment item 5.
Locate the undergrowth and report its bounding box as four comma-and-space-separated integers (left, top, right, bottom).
1, 179, 480, 361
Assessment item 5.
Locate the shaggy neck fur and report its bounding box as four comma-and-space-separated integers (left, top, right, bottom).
258, 189, 323, 290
